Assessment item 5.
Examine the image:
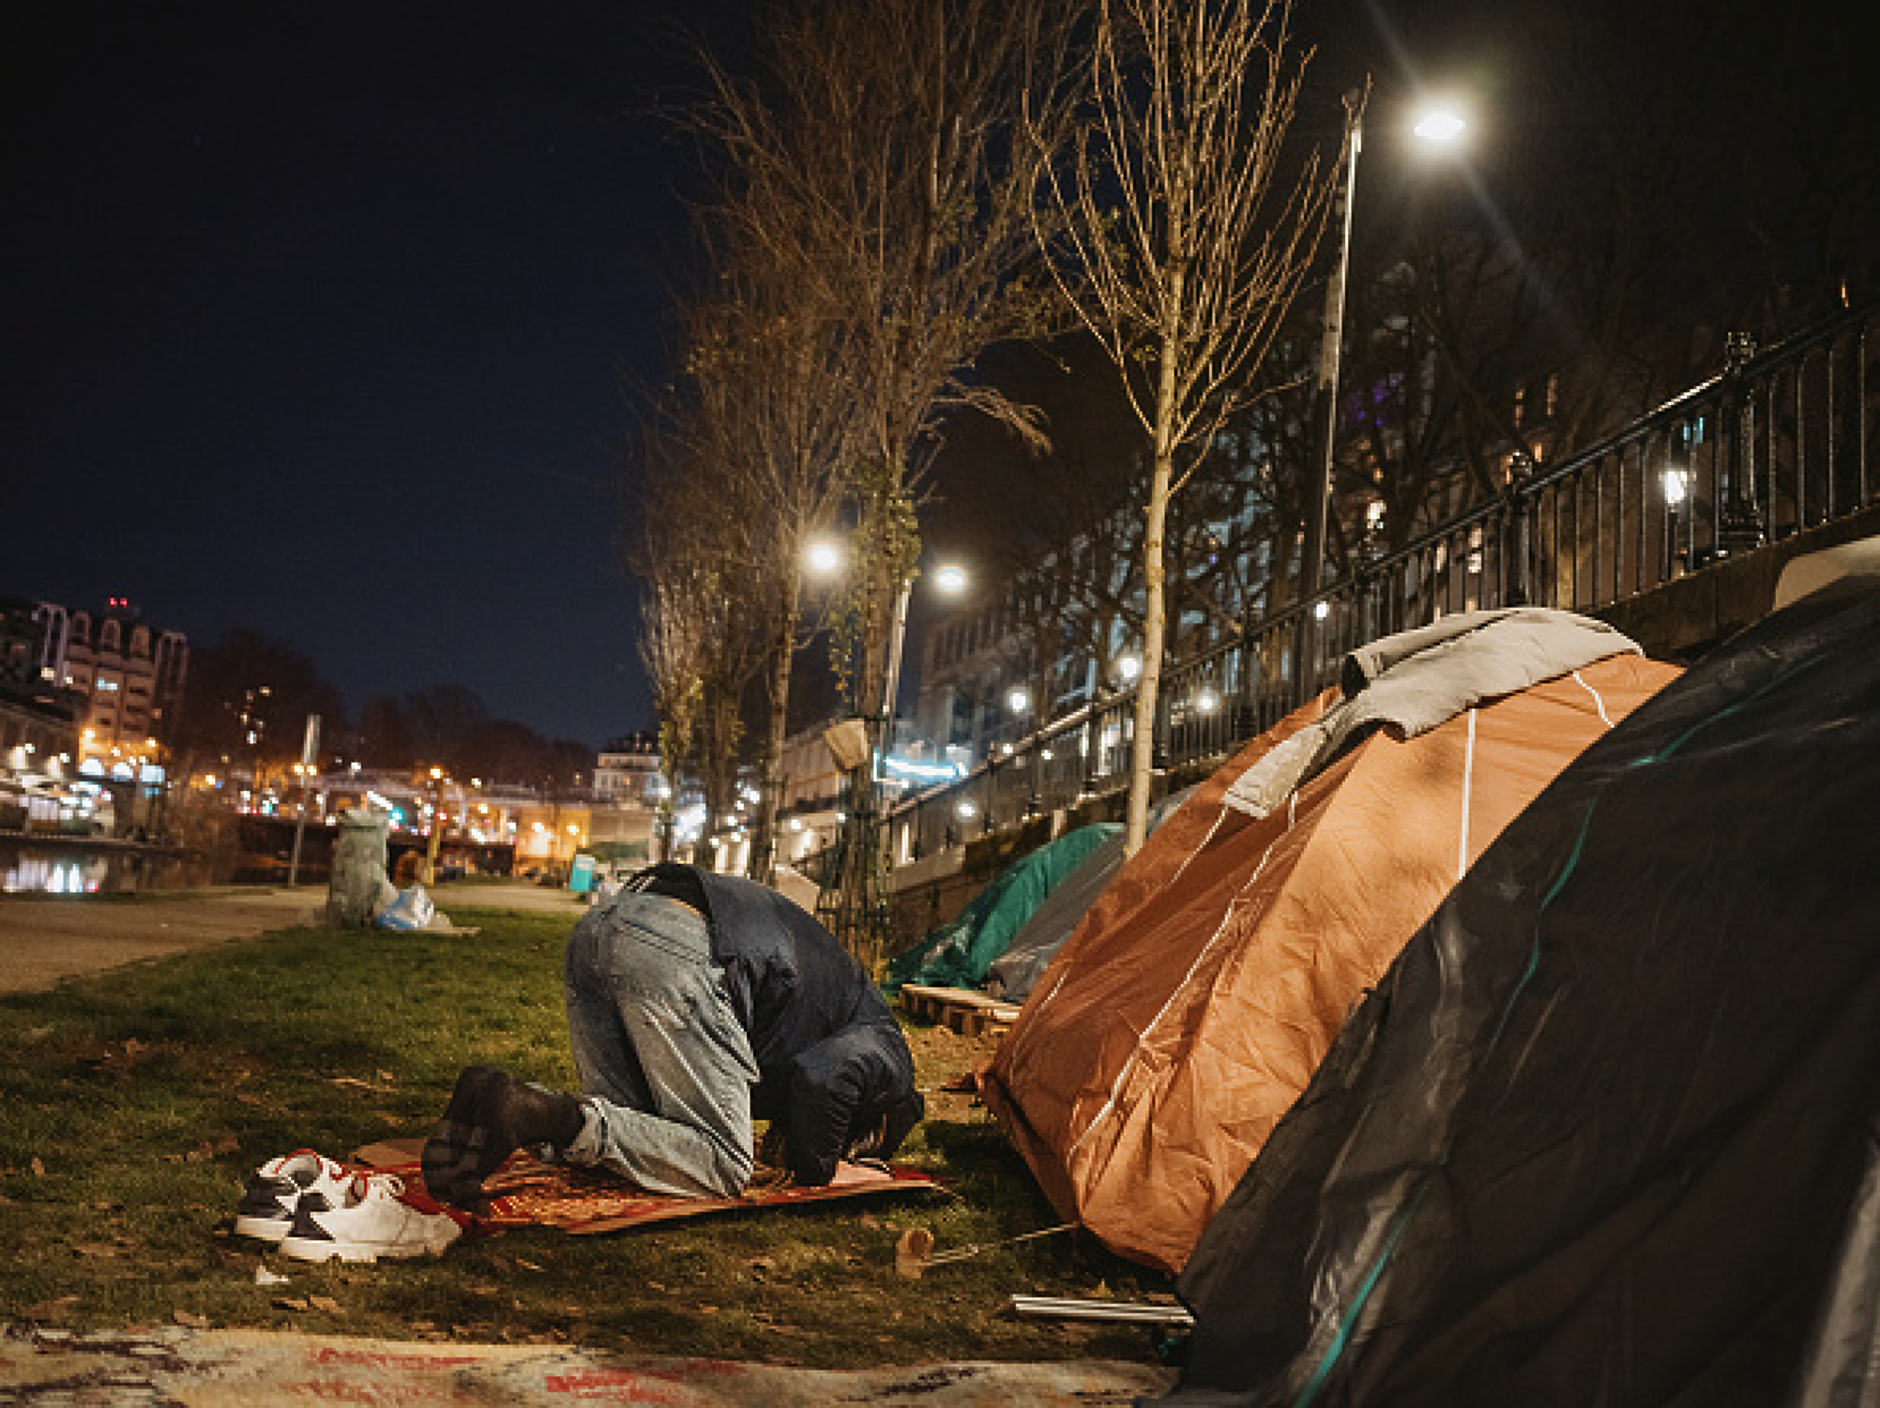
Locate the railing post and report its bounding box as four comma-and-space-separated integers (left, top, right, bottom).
1502, 450, 1537, 606
1720, 330, 1766, 556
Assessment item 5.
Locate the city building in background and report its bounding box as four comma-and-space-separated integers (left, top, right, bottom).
594, 732, 664, 807
31, 597, 188, 773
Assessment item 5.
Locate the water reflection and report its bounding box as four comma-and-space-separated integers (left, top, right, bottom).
0, 841, 216, 895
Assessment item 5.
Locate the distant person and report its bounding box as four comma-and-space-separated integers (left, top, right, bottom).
422, 863, 923, 1207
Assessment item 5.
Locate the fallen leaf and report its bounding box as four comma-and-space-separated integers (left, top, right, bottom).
273, 1297, 310, 1312
747, 1255, 777, 1274
31, 1156, 46, 1178
895, 1228, 934, 1279
75, 1243, 123, 1259
25, 1296, 80, 1321
173, 1310, 210, 1329
183, 1134, 240, 1163
859, 1213, 881, 1230
376, 1069, 396, 1084
308, 1295, 341, 1314
515, 1258, 545, 1273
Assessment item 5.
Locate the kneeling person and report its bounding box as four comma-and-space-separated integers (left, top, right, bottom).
422, 863, 923, 1209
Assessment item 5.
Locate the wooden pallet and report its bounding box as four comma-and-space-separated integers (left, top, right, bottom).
899, 983, 1021, 1037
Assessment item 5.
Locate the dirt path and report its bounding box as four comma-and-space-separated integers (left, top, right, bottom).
0, 882, 588, 995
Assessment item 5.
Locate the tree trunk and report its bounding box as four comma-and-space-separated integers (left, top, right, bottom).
747, 566, 803, 887
1126, 269, 1185, 855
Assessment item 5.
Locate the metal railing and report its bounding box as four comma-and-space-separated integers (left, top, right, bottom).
881, 300, 1875, 859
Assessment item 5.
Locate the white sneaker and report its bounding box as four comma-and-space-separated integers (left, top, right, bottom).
278, 1174, 465, 1263
234, 1150, 354, 1243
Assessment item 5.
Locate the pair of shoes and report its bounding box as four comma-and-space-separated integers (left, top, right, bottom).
421, 1064, 585, 1213
233, 1150, 353, 1243
844, 1090, 926, 1164
279, 1173, 465, 1263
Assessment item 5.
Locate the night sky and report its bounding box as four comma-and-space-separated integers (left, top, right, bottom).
7, 1, 1864, 752
6, 1, 753, 749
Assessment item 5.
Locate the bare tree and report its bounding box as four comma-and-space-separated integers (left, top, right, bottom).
1033, 0, 1336, 853
672, 255, 858, 883
629, 416, 770, 861
694, 0, 1081, 949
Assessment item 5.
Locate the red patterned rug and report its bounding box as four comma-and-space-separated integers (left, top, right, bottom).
351, 1139, 942, 1235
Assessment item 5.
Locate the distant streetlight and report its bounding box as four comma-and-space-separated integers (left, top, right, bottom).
1663, 466, 1691, 576
1006, 686, 1031, 716
806, 539, 844, 576
880, 559, 968, 775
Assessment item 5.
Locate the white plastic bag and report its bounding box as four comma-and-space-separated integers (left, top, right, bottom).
375, 884, 437, 931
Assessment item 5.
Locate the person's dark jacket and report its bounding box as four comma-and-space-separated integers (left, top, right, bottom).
628, 864, 916, 1185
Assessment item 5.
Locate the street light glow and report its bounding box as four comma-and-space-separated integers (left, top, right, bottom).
806, 540, 843, 575
932, 562, 968, 594
1413, 104, 1468, 144
1663, 468, 1690, 506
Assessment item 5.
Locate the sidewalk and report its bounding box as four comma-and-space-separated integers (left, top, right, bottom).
0, 881, 585, 994
3, 1324, 1174, 1405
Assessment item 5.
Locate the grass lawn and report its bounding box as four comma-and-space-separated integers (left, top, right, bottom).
0, 903, 1177, 1368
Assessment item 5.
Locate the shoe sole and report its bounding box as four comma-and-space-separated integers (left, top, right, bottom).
233, 1215, 292, 1243
278, 1230, 458, 1264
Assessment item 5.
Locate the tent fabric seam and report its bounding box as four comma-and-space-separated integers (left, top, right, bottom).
1456, 708, 1477, 882
1570, 667, 1615, 728
1066, 790, 1300, 1165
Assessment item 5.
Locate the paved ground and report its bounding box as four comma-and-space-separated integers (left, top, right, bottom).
0, 881, 588, 994
1, 1324, 1175, 1405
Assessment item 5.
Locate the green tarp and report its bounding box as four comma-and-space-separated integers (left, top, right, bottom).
887, 823, 1121, 993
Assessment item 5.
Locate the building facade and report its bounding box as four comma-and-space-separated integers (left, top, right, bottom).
32, 597, 188, 768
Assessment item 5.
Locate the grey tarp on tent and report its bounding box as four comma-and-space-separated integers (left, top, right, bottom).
1164, 570, 1880, 1407
987, 788, 1193, 1003
887, 823, 1119, 993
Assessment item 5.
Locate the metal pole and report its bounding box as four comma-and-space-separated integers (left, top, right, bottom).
1300, 91, 1364, 604
876, 577, 915, 785
287, 712, 319, 887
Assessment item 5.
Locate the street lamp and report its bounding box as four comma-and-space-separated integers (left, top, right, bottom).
1663, 465, 1691, 576
1300, 92, 1471, 605
878, 557, 967, 780
814, 544, 968, 960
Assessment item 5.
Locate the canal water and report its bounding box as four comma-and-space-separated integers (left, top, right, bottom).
0, 838, 228, 895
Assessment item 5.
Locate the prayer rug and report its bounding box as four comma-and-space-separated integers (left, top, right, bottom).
351, 1138, 942, 1235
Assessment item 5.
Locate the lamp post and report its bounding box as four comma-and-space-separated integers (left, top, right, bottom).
814, 546, 966, 963
1300, 92, 1471, 609
1300, 88, 1365, 609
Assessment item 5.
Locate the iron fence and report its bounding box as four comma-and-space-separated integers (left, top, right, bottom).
880, 300, 1875, 860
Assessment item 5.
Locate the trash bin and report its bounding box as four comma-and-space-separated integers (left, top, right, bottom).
327, 808, 393, 927
569, 852, 597, 895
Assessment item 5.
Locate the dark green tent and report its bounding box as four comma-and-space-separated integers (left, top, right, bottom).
887, 823, 1120, 992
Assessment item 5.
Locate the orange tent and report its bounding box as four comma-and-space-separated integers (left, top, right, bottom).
982, 613, 1680, 1273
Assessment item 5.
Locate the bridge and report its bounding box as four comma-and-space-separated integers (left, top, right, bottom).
871, 300, 1876, 918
